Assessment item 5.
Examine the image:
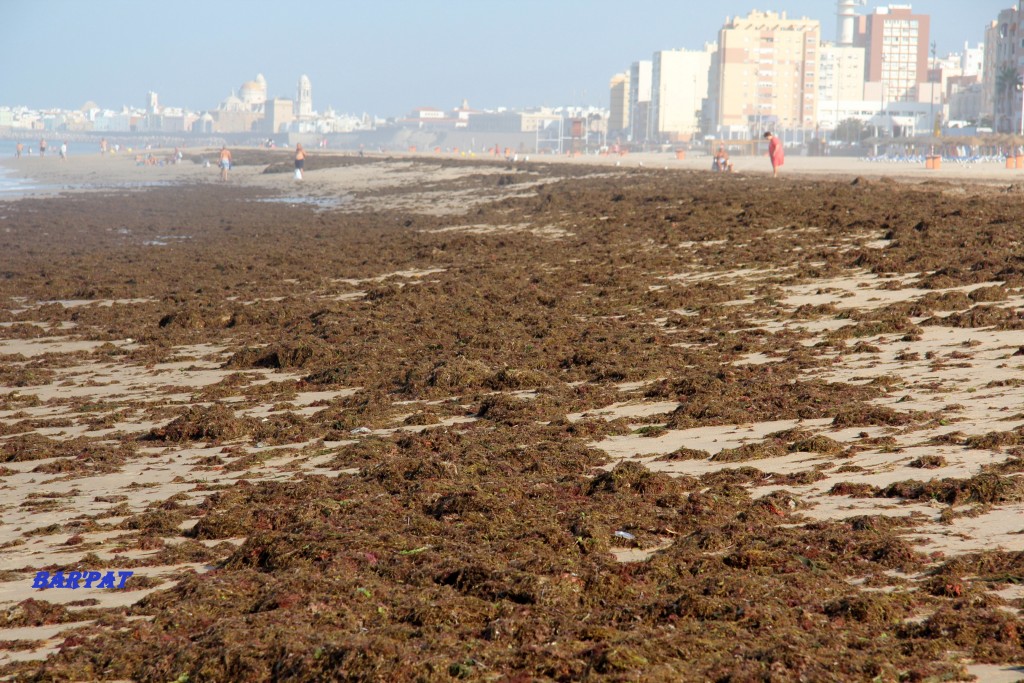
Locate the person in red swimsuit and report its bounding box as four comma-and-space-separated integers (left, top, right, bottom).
764, 131, 784, 178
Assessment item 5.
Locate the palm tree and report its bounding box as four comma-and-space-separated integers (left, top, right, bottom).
995, 63, 1021, 133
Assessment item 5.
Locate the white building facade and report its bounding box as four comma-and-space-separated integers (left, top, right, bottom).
650, 43, 715, 142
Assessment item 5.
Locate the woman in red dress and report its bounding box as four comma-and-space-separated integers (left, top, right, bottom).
764, 131, 784, 178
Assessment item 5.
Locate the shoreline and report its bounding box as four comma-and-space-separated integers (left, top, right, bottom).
3, 145, 1024, 202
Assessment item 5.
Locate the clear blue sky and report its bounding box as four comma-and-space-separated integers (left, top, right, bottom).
1, 0, 1013, 117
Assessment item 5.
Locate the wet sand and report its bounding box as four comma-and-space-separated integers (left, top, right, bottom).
1, 151, 1024, 680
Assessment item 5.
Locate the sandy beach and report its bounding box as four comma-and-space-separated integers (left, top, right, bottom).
2, 149, 1024, 680
4, 145, 1024, 195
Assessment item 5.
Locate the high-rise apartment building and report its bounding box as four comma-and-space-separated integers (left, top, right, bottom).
650, 43, 715, 142
608, 72, 630, 135
859, 5, 930, 104
817, 44, 866, 129
983, 9, 1021, 131
715, 10, 820, 134
629, 60, 653, 141
702, 48, 722, 135
818, 45, 865, 102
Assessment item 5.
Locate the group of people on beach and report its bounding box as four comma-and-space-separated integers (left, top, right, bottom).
136, 150, 181, 167
11, 135, 785, 180
13, 138, 186, 161
217, 142, 305, 182
710, 132, 784, 177
13, 138, 67, 160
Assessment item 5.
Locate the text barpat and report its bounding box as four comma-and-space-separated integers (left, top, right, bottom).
33, 570, 134, 589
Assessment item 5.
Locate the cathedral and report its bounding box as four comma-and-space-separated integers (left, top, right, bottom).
206, 73, 313, 134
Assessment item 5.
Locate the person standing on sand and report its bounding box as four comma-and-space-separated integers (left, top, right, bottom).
294, 143, 305, 180
59, 141, 68, 161
15, 142, 23, 159
764, 131, 784, 178
39, 139, 47, 157
219, 146, 232, 181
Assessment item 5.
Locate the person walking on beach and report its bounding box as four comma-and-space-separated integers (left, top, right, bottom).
764, 131, 784, 178
218, 146, 232, 181
15, 142, 23, 159
294, 143, 305, 180
59, 141, 68, 161
39, 139, 47, 158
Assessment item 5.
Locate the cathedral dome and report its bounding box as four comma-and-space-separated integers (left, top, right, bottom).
240, 78, 267, 106
220, 94, 245, 112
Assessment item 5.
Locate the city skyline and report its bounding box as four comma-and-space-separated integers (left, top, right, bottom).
2, 0, 1014, 117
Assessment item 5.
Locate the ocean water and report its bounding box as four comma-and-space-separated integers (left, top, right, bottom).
0, 139, 99, 197
0, 160, 38, 196
0, 167, 41, 196
0, 139, 101, 158
1, 139, 25, 157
